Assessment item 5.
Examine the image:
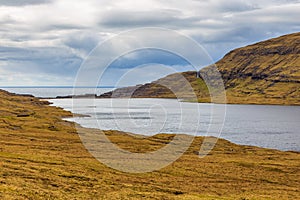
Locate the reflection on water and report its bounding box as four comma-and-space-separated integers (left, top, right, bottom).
50, 98, 300, 152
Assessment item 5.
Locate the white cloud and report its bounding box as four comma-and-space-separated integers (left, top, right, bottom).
0, 0, 299, 86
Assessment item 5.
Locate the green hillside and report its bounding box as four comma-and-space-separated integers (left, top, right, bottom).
100, 32, 300, 105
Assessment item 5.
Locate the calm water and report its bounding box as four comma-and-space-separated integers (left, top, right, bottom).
0, 87, 113, 98
49, 98, 300, 152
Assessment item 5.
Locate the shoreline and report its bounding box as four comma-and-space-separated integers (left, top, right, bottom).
1, 89, 298, 152
2, 86, 300, 106
52, 96, 300, 106
1, 89, 300, 199
49, 96, 300, 152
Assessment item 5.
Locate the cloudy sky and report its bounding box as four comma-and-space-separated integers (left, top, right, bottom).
0, 0, 299, 86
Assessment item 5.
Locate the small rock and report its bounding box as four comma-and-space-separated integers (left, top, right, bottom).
17, 111, 34, 117
48, 125, 58, 131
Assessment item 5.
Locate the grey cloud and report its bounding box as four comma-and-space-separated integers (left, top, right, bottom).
0, 0, 52, 7
227, 4, 300, 39
0, 46, 82, 76
62, 32, 100, 54
0, 15, 16, 25
99, 9, 199, 28
198, 3, 299, 41
213, 0, 259, 12
44, 24, 88, 31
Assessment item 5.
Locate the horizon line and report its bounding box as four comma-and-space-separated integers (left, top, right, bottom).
0, 86, 117, 88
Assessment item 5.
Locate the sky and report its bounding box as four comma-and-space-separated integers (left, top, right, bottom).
0, 0, 299, 86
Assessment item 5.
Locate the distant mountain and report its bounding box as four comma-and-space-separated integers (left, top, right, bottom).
100, 32, 300, 105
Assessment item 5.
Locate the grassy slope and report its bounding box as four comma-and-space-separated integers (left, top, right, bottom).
0, 89, 299, 199
216, 32, 300, 104
99, 32, 300, 105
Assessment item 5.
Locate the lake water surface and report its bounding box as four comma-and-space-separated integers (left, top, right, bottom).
0, 87, 113, 98
49, 98, 300, 152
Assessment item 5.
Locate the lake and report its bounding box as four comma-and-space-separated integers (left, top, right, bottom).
49, 98, 300, 152
0, 87, 113, 98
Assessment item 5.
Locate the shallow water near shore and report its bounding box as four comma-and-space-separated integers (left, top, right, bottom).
49, 98, 300, 152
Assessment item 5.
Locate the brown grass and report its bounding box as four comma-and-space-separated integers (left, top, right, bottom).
0, 90, 299, 199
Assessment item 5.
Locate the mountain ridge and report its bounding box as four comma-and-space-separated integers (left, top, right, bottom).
99, 32, 300, 105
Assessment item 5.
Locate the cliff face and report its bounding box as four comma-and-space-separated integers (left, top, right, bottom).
99, 32, 300, 105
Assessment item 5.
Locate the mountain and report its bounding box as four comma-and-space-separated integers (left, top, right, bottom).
100, 32, 300, 105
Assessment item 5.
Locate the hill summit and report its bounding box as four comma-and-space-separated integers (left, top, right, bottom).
100, 32, 300, 105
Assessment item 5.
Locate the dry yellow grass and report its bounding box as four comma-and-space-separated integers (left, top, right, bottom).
0, 89, 299, 199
